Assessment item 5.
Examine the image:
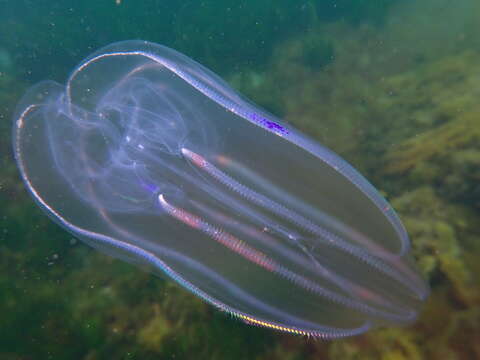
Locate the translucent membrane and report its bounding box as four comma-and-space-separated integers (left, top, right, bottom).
13, 40, 428, 338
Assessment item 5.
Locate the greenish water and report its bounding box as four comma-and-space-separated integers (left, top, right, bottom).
1, 0, 479, 359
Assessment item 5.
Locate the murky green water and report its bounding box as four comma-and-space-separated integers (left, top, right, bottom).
1, 1, 479, 359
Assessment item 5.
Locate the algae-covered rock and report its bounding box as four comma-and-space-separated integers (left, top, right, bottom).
381, 51, 480, 211
328, 327, 424, 360
392, 187, 479, 306
383, 51, 480, 172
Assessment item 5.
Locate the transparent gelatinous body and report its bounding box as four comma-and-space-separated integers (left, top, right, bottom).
13, 40, 428, 338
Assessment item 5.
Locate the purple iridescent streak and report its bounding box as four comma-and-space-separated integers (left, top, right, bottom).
13, 40, 428, 338
249, 112, 289, 135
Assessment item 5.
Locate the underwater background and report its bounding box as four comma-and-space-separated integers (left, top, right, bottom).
0, 0, 479, 359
